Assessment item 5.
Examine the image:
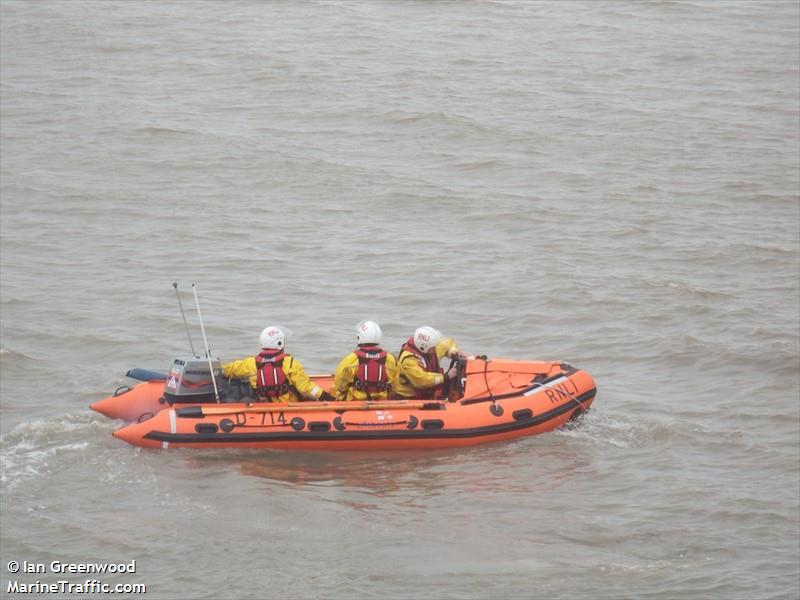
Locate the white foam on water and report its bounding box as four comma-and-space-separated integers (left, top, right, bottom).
0, 415, 101, 491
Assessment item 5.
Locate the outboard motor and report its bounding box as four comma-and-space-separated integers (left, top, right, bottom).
163, 356, 223, 404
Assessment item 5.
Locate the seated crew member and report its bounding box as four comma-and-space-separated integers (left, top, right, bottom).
333, 320, 398, 401
394, 326, 466, 399
222, 325, 333, 403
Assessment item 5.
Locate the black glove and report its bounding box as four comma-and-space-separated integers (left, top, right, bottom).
319, 391, 335, 402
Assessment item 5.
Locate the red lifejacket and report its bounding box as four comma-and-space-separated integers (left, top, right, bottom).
255, 350, 291, 400
399, 337, 442, 399
354, 345, 389, 397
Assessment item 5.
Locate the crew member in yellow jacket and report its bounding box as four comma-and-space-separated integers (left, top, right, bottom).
334, 320, 398, 401
222, 326, 333, 403
395, 326, 465, 399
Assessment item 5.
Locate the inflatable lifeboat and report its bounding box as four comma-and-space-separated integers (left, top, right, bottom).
92, 356, 596, 450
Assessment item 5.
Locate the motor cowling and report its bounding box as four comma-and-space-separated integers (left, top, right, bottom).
163, 356, 223, 404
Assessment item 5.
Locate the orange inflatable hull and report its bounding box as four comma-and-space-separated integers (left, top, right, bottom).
100, 359, 597, 450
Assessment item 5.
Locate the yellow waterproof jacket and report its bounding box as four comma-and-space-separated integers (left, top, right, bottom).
333, 346, 399, 401
222, 353, 323, 404
395, 338, 460, 399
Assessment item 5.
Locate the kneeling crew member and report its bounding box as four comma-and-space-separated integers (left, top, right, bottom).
395, 326, 465, 399
222, 326, 333, 403
334, 320, 398, 401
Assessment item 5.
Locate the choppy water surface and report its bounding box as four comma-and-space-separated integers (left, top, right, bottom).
1, 1, 798, 598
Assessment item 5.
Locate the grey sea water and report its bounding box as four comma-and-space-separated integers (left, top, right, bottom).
1, 1, 798, 598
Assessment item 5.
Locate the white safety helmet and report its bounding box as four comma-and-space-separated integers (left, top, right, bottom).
414, 326, 443, 353
356, 320, 382, 345
259, 326, 285, 350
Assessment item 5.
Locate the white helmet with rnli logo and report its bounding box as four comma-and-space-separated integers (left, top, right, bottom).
414, 326, 442, 353
259, 326, 285, 350
356, 320, 382, 345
